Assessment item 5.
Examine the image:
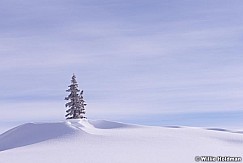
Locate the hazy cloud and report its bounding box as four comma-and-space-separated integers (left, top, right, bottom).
1, 0, 243, 129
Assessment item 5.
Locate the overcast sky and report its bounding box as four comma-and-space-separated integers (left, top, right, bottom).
1, 0, 243, 132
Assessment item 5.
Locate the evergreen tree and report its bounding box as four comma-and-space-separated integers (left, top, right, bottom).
65, 74, 87, 119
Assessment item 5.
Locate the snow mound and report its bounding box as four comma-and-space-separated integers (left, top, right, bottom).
89, 120, 138, 129
67, 119, 95, 129
0, 120, 137, 152
206, 128, 243, 134
0, 122, 80, 151
206, 128, 231, 132
0, 120, 243, 163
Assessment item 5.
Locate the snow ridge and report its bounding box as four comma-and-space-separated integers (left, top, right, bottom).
0, 122, 79, 151
0, 119, 135, 151
0, 120, 243, 163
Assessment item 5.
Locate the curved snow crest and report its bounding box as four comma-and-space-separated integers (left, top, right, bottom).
67, 119, 142, 129
67, 119, 95, 129
0, 122, 81, 152
0, 120, 139, 152
88, 120, 141, 129
0, 120, 243, 155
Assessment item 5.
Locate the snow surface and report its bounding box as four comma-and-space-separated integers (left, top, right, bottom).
0, 120, 242, 163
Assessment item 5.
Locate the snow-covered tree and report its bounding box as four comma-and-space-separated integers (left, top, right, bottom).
65, 74, 87, 119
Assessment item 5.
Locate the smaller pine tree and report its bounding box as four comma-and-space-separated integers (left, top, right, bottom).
65, 74, 87, 119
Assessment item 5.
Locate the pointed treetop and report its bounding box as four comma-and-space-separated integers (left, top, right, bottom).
71, 73, 78, 84
72, 73, 76, 79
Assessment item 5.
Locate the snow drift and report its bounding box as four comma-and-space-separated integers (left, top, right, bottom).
0, 120, 243, 163
0, 122, 80, 151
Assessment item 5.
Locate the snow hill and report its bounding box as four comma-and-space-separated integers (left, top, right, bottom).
0, 120, 242, 163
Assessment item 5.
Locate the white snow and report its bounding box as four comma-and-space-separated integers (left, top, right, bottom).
0, 120, 242, 163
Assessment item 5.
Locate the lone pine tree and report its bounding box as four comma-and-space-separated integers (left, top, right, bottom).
65, 74, 87, 119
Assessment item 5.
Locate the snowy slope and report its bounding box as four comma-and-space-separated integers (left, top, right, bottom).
0, 120, 242, 163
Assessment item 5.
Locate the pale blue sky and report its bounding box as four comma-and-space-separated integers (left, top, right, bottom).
1, 0, 243, 132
